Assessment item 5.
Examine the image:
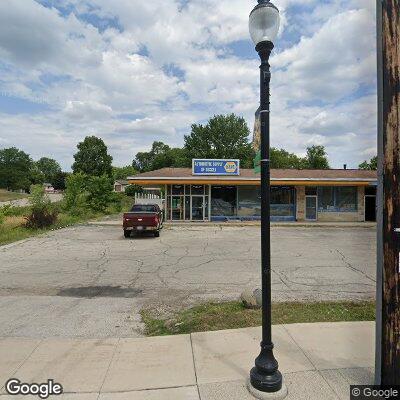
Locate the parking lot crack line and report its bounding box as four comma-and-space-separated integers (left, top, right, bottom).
334, 249, 376, 283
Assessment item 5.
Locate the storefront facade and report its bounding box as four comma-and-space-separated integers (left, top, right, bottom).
128, 162, 377, 223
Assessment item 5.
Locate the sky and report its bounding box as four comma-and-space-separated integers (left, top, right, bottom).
0, 0, 377, 170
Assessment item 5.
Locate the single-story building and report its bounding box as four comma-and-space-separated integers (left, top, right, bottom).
43, 183, 55, 193
127, 160, 377, 223
114, 179, 129, 193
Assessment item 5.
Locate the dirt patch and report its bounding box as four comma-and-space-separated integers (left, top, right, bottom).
57, 286, 142, 299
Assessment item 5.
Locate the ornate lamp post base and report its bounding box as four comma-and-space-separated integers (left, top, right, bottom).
247, 378, 288, 400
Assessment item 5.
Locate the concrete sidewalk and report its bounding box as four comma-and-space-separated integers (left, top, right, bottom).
0, 321, 375, 399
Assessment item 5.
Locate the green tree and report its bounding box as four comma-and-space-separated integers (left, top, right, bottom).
112, 166, 138, 181
166, 148, 190, 168
86, 175, 114, 212
125, 184, 143, 197
359, 156, 378, 170
52, 171, 70, 191
184, 114, 254, 168
270, 148, 304, 169
0, 147, 33, 191
63, 173, 89, 216
132, 142, 190, 172
64, 173, 115, 215
304, 145, 330, 169
29, 164, 45, 186
72, 136, 113, 177
36, 157, 61, 183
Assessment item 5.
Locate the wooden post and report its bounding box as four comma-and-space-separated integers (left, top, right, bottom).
376, 0, 400, 385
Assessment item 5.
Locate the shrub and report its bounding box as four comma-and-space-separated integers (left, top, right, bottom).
125, 184, 143, 197
64, 173, 118, 215
25, 184, 58, 229
63, 173, 89, 216
109, 192, 124, 213
25, 209, 58, 229
0, 209, 4, 226
86, 175, 114, 213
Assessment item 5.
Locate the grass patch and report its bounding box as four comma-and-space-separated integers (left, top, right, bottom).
0, 194, 132, 246
0, 211, 107, 246
0, 189, 28, 202
141, 300, 376, 336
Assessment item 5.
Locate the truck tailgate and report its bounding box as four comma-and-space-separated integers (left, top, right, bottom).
123, 212, 158, 226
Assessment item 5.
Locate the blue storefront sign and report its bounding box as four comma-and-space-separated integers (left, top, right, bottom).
192, 159, 240, 176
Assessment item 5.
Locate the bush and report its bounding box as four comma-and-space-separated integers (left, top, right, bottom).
125, 184, 143, 197
25, 209, 58, 229
25, 184, 58, 229
0, 209, 4, 226
63, 173, 89, 216
86, 175, 114, 213
64, 173, 118, 215
109, 192, 124, 213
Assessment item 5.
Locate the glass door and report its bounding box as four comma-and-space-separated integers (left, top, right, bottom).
305, 196, 318, 221
191, 196, 204, 221
171, 196, 184, 220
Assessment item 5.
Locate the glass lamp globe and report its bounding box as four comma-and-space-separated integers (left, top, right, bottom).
249, 0, 280, 46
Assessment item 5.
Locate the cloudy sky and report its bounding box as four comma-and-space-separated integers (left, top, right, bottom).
0, 0, 377, 170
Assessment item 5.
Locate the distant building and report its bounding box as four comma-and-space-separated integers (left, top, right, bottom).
43, 183, 55, 193
114, 179, 129, 193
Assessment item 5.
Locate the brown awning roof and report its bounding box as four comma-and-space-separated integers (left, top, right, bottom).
128, 167, 377, 183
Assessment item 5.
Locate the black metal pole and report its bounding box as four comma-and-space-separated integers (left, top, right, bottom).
249, 40, 283, 393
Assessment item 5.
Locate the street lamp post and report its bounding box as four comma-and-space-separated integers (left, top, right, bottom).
248, 1, 285, 397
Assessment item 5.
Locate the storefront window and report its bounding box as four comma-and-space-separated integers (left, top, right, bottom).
237, 186, 261, 216
237, 186, 295, 217
318, 187, 357, 212
211, 186, 236, 216
270, 187, 295, 217
172, 185, 184, 195
171, 196, 184, 220
318, 187, 335, 211
185, 196, 190, 220
191, 185, 205, 195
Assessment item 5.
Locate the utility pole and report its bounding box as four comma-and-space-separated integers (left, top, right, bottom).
376, 0, 400, 385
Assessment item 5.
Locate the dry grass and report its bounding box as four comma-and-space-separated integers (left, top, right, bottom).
0, 189, 28, 202
3, 216, 25, 227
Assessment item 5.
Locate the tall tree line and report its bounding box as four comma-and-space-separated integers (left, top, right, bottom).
132, 114, 331, 172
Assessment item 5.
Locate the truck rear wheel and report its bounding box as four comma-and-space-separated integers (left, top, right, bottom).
124, 230, 131, 238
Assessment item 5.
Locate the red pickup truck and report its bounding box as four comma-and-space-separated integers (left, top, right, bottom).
123, 204, 163, 238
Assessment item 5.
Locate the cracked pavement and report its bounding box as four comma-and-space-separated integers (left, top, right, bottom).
0, 224, 376, 338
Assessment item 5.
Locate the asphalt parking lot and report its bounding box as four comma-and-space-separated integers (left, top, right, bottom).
0, 224, 376, 338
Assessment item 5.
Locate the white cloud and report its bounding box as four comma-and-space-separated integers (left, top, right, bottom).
273, 9, 376, 102
0, 0, 377, 170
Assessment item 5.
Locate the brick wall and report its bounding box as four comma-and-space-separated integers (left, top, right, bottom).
296, 186, 305, 221
357, 186, 365, 222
